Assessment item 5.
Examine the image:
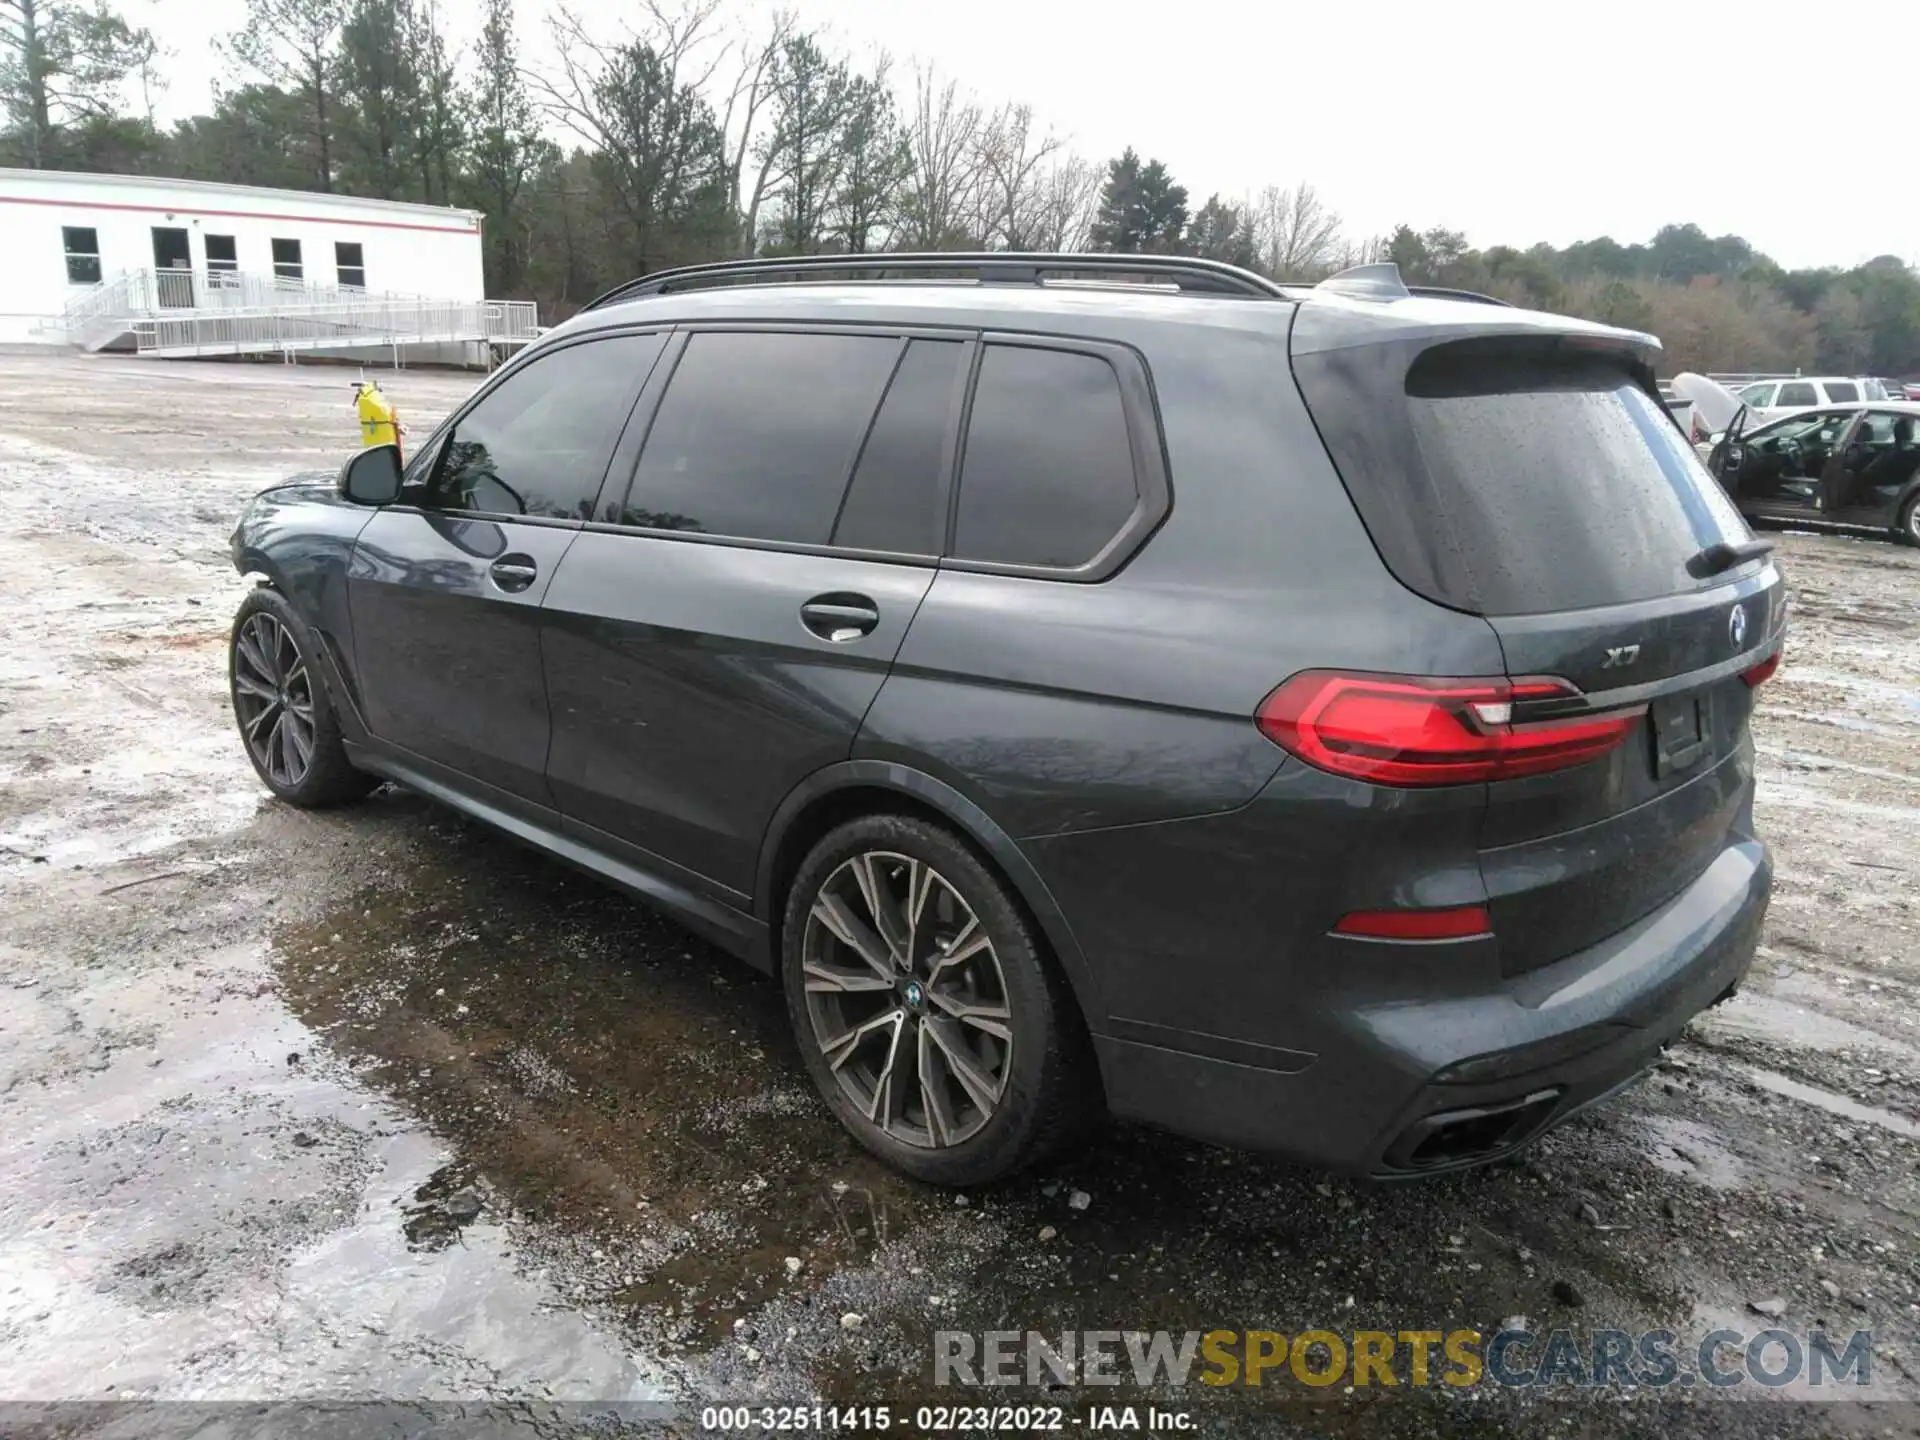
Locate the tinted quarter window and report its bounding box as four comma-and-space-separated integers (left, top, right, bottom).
832, 339, 964, 554
953, 344, 1138, 569
1776, 381, 1817, 407
621, 331, 899, 543
420, 334, 663, 520
1825, 381, 1858, 402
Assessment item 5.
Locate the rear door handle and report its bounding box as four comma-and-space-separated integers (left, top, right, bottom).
800, 593, 880, 642
489, 555, 538, 593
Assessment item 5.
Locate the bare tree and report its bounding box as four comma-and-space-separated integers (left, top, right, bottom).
972, 102, 1058, 250
715, 6, 793, 256
895, 64, 983, 249
1332, 232, 1387, 269
1250, 182, 1344, 280
534, 1, 733, 275
1026, 154, 1100, 253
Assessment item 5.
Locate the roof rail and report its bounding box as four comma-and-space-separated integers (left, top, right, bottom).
583, 252, 1289, 310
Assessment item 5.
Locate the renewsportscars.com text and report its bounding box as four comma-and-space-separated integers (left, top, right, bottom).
934, 1327, 1873, 1390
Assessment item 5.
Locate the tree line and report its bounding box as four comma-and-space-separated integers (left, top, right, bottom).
3, 0, 1917, 375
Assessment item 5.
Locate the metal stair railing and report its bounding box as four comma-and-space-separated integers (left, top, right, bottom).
54, 269, 537, 358
133, 297, 540, 358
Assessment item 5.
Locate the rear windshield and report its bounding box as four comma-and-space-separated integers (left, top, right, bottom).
1294, 341, 1751, 616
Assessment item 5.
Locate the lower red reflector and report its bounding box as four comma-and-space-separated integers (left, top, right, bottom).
1741, 651, 1781, 688
1334, 906, 1493, 941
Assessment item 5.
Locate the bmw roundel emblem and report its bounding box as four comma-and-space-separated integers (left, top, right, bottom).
1729, 604, 1749, 650
904, 980, 925, 1008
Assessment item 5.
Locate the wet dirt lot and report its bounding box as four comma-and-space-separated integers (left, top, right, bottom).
2, 352, 1918, 1438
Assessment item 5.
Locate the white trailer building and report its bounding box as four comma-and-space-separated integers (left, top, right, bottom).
0, 168, 535, 364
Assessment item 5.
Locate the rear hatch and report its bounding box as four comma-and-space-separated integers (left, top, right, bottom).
1291, 307, 1785, 974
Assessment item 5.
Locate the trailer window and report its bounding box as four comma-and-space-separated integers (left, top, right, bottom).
62, 227, 101, 285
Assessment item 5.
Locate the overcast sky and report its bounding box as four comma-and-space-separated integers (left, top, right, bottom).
144, 0, 1919, 271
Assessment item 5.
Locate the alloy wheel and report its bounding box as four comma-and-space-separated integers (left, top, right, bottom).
801, 851, 1013, 1149
232, 612, 316, 789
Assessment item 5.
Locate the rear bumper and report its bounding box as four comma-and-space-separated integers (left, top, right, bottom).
1096, 838, 1769, 1176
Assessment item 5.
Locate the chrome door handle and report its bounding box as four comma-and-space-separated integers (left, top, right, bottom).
800, 594, 879, 642
489, 556, 538, 592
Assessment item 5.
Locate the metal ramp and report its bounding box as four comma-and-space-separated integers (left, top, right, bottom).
52, 269, 538, 362
131, 297, 539, 360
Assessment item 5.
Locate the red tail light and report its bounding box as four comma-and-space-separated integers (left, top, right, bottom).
1741, 650, 1781, 687
1334, 906, 1492, 941
1256, 671, 1644, 787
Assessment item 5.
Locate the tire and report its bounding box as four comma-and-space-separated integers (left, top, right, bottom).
1899, 494, 1920, 547
780, 813, 1098, 1186
229, 587, 377, 808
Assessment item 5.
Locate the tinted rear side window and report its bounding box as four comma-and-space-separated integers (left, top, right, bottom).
1777, 381, 1817, 407
1294, 340, 1750, 615
832, 339, 963, 555
1825, 381, 1858, 403
953, 344, 1137, 569
621, 331, 899, 542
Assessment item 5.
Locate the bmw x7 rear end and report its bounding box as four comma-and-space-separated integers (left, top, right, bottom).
1026, 275, 1780, 1177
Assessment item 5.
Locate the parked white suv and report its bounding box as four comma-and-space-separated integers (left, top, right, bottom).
1737, 376, 1891, 425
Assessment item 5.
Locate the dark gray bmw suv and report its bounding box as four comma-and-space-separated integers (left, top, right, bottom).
227, 254, 1782, 1186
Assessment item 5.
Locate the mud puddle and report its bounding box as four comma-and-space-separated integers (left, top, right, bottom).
0, 921, 667, 1399
269, 797, 947, 1352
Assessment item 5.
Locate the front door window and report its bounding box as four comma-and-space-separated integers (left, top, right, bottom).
151, 227, 193, 307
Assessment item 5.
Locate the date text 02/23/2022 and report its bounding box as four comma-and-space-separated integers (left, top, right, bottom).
700, 1404, 1193, 1431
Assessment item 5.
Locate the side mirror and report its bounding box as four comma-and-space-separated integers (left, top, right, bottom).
339, 444, 403, 506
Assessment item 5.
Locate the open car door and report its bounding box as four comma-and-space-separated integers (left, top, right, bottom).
1817, 413, 1869, 512
1708, 402, 1750, 493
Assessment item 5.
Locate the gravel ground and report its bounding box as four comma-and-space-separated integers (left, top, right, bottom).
1, 352, 1917, 1438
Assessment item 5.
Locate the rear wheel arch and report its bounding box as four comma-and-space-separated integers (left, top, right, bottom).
756, 762, 1107, 1038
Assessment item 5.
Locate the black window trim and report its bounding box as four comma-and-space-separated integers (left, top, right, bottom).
583, 320, 1169, 582
586, 320, 977, 569
386, 325, 669, 529
941, 330, 1170, 584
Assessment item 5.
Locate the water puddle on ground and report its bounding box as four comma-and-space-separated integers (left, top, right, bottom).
1697, 986, 1910, 1056
1640, 1115, 1747, 1190
1730, 1064, 1920, 1141
0, 944, 666, 1399
268, 819, 945, 1349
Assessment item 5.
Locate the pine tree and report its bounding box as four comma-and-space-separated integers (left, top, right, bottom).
1089, 147, 1187, 254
